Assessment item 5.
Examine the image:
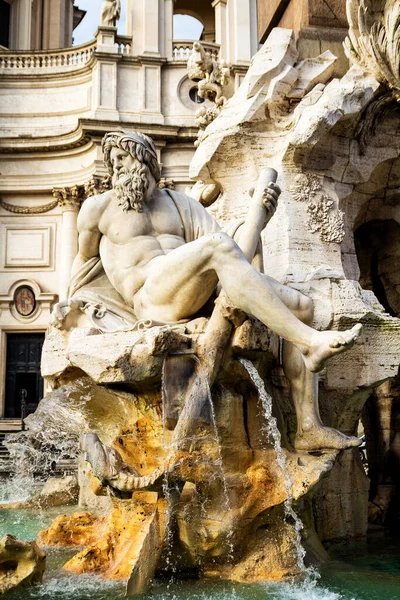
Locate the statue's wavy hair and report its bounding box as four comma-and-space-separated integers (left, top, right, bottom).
102, 130, 161, 183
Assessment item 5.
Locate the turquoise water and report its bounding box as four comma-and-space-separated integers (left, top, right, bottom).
1, 508, 399, 600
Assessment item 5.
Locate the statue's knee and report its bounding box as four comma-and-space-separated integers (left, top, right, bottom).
207, 232, 236, 257
299, 295, 314, 323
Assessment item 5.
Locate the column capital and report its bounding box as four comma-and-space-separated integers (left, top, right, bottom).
52, 185, 84, 212
212, 0, 227, 7
84, 174, 112, 197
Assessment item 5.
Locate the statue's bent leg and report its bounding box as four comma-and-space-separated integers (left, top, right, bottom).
134, 232, 361, 372
262, 279, 361, 450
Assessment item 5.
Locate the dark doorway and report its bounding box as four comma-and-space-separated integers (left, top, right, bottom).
4, 333, 45, 419
0, 1, 11, 48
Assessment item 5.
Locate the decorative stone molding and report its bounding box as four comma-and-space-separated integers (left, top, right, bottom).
0, 135, 92, 154
52, 186, 85, 211
0, 198, 58, 214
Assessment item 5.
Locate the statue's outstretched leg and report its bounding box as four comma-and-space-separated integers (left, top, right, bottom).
134, 232, 362, 373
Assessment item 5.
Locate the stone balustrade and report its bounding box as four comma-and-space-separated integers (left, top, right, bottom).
0, 38, 220, 73
172, 40, 220, 61
115, 35, 132, 55
0, 40, 97, 73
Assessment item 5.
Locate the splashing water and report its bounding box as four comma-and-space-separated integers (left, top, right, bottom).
0, 385, 82, 503
239, 358, 306, 574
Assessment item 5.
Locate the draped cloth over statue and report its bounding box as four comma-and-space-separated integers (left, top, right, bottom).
68, 189, 263, 332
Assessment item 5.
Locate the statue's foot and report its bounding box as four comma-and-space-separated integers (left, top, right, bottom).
301, 324, 362, 373
294, 425, 361, 452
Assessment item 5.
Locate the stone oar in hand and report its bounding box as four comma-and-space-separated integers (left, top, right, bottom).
169, 168, 279, 454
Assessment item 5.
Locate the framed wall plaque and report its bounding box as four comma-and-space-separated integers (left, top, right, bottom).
14, 286, 36, 317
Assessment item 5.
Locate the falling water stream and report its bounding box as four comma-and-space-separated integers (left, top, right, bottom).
239, 358, 306, 574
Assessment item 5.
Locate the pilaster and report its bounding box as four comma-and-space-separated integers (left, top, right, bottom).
93, 27, 121, 121
229, 0, 252, 65
164, 0, 175, 60
128, 0, 161, 56
16, 0, 33, 49
212, 0, 228, 61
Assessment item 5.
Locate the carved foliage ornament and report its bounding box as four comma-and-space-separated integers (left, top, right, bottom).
0, 198, 58, 214
52, 185, 85, 210
345, 0, 400, 101
290, 173, 345, 244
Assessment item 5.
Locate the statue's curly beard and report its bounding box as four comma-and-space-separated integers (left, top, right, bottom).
113, 163, 149, 212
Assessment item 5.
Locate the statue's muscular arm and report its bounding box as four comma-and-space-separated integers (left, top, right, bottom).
71, 192, 111, 277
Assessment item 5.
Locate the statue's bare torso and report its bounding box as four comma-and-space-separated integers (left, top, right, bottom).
78, 187, 220, 320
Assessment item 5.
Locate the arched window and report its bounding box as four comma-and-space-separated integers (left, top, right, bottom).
173, 14, 203, 40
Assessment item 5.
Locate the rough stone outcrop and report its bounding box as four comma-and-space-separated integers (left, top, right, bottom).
189, 18, 400, 544
0, 535, 46, 595
36, 316, 340, 591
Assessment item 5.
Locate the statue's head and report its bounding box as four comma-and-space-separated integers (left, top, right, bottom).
102, 130, 161, 212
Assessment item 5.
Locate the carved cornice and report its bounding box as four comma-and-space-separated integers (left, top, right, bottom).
52, 185, 85, 211
0, 134, 92, 154
0, 198, 58, 214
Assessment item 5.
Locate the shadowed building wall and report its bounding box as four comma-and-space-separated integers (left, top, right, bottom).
257, 0, 349, 76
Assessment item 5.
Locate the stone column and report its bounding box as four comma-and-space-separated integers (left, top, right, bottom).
164, 0, 174, 60
53, 186, 83, 301
128, 0, 161, 56
16, 0, 33, 49
212, 0, 228, 61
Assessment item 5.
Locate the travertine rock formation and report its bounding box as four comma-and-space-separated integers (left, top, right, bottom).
188, 0, 400, 545
38, 322, 338, 590
0, 535, 46, 594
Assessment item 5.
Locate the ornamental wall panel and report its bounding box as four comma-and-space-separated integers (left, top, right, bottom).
117, 66, 140, 113
0, 222, 55, 272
